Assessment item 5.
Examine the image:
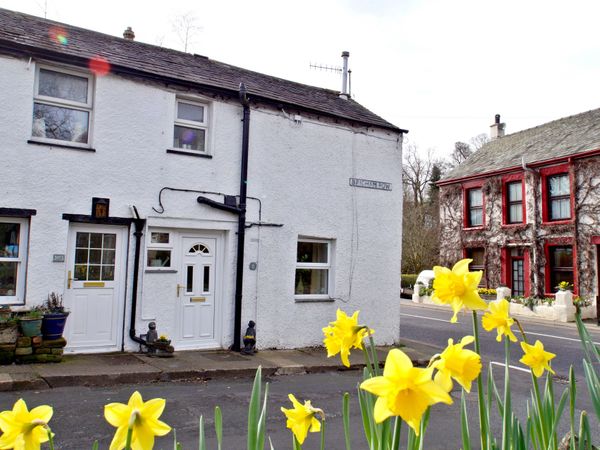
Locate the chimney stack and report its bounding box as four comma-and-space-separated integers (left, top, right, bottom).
340, 51, 350, 99
490, 113, 506, 140
123, 27, 135, 41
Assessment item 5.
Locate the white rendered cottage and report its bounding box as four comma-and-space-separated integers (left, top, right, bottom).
0, 8, 405, 353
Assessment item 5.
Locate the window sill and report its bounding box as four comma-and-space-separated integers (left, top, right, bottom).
28, 139, 95, 152
501, 223, 527, 229
294, 297, 335, 303
541, 219, 574, 226
145, 269, 177, 273
462, 226, 485, 231
166, 149, 212, 158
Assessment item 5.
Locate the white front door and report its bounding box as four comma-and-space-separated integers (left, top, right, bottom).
176, 235, 218, 349
64, 224, 127, 353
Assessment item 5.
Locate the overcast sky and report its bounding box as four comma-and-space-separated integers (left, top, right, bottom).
2, 0, 599, 159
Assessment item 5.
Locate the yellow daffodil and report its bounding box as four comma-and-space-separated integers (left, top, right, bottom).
322, 309, 373, 367
520, 340, 556, 377
280, 394, 324, 444
104, 391, 171, 450
431, 336, 481, 393
431, 259, 488, 323
482, 298, 518, 342
0, 398, 53, 450
360, 348, 452, 435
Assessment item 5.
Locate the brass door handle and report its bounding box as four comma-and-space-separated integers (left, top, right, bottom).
68, 271, 74, 289
177, 284, 184, 297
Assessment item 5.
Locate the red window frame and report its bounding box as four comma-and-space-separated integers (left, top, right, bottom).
500, 247, 530, 297
462, 180, 485, 229
501, 173, 526, 226
540, 164, 573, 224
463, 246, 486, 287
543, 238, 577, 296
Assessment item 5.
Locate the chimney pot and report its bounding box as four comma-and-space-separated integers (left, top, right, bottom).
490, 113, 506, 140
123, 27, 135, 41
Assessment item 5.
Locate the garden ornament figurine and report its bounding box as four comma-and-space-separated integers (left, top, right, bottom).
146, 322, 158, 344
241, 320, 256, 355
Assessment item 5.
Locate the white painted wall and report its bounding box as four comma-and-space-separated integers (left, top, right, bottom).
0, 54, 403, 351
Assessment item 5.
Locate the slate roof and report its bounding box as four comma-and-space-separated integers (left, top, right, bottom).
442, 108, 600, 182
0, 8, 403, 132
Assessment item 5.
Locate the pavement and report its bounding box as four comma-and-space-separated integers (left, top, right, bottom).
0, 343, 431, 392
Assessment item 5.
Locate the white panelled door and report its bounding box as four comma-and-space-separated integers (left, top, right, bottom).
64, 224, 127, 353
175, 236, 218, 349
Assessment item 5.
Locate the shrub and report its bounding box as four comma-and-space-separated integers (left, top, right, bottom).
401, 274, 418, 288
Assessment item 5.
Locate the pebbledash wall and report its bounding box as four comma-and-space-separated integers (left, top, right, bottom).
1, 54, 403, 353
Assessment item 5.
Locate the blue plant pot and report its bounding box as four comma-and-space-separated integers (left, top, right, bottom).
42, 313, 69, 340
19, 318, 43, 337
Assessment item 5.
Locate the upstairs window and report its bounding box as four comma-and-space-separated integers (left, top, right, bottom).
295, 239, 332, 299
547, 174, 570, 220
173, 99, 208, 153
506, 180, 524, 224
32, 66, 93, 145
467, 188, 483, 227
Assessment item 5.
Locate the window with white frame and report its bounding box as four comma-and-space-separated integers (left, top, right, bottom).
0, 218, 29, 304
146, 231, 172, 269
32, 66, 93, 145
295, 239, 332, 298
172, 99, 208, 153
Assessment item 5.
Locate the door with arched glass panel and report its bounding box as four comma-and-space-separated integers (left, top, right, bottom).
176, 236, 217, 349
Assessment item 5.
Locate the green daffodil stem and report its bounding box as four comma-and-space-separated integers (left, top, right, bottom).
45, 426, 54, 450
362, 346, 374, 377
367, 334, 380, 376
514, 318, 528, 344
471, 311, 489, 449
530, 370, 548, 449
501, 337, 512, 450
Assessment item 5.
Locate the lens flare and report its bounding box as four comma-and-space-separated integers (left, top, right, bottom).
88, 56, 111, 76
181, 129, 197, 144
49, 26, 68, 45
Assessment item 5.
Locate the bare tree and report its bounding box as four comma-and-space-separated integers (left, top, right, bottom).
402, 143, 436, 205
450, 141, 473, 167
171, 12, 202, 53
470, 133, 490, 152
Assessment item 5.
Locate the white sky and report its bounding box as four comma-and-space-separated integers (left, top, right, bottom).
2, 0, 600, 159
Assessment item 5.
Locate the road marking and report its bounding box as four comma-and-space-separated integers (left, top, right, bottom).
400, 313, 458, 323
490, 361, 530, 373
526, 331, 600, 346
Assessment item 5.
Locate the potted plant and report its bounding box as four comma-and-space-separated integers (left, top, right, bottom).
41, 293, 69, 340
18, 307, 43, 337
556, 281, 573, 291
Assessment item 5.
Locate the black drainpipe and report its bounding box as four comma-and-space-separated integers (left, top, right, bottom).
232, 83, 250, 351
129, 206, 146, 347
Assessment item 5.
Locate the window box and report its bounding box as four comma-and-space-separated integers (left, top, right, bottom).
295, 238, 333, 300
31, 66, 93, 147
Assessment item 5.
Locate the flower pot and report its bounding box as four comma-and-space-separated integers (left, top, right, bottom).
42, 312, 69, 340
19, 318, 43, 337
0, 322, 18, 344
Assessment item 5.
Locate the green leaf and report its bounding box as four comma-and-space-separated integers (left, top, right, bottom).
256, 382, 269, 450
248, 366, 262, 450
198, 416, 206, 450
343, 392, 352, 450
215, 406, 223, 450
544, 388, 568, 450
91, 441, 99, 450
391, 417, 402, 450
583, 359, 600, 422
460, 390, 471, 450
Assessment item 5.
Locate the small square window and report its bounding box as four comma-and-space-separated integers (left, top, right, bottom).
173, 99, 208, 153
146, 230, 172, 270
295, 239, 332, 298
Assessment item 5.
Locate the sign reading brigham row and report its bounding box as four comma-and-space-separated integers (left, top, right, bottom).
348, 178, 392, 191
